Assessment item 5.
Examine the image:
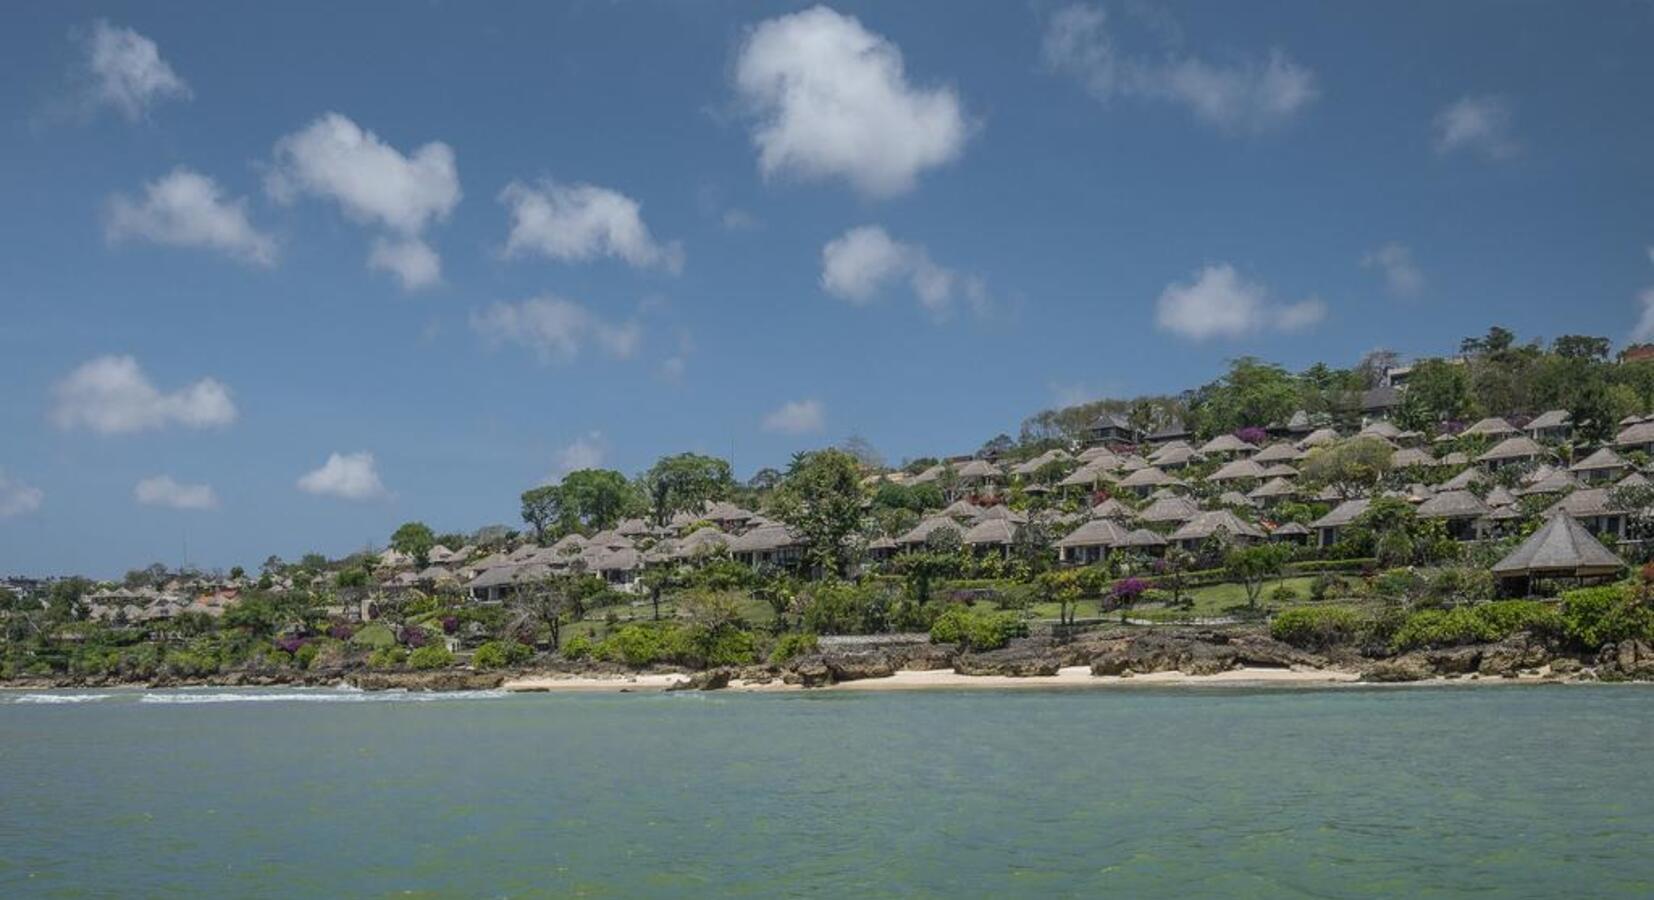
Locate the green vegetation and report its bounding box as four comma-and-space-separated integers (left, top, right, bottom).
929, 606, 1028, 652
1271, 606, 1367, 650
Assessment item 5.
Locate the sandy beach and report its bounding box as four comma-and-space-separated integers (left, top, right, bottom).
500, 665, 1365, 694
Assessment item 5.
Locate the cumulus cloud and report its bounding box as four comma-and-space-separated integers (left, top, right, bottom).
470, 296, 641, 364
1434, 95, 1519, 160
368, 236, 441, 290
762, 399, 827, 435
821, 225, 987, 318
557, 432, 607, 475
1154, 264, 1325, 341
1361, 243, 1424, 297
0, 470, 45, 518
499, 180, 683, 273
734, 5, 971, 197
267, 112, 459, 289
297, 451, 388, 501
134, 475, 218, 510
105, 168, 277, 266
50, 355, 237, 435
1041, 3, 1316, 132
79, 20, 191, 120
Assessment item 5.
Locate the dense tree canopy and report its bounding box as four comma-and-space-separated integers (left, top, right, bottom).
641, 453, 735, 525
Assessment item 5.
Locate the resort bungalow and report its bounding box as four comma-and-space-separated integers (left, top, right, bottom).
1248, 477, 1297, 506
1118, 466, 1180, 498
1310, 498, 1371, 549
1524, 410, 1572, 443
1088, 412, 1140, 445
1569, 447, 1631, 484
1390, 446, 1436, 469
1491, 513, 1623, 592
962, 519, 1018, 556
1415, 490, 1493, 541
730, 523, 806, 569
1146, 417, 1192, 445
1148, 442, 1198, 470
1462, 417, 1519, 439
954, 458, 1004, 495
1197, 434, 1259, 459
1476, 436, 1544, 470
1090, 497, 1134, 520
1269, 521, 1310, 544
1055, 519, 1133, 565
1298, 427, 1340, 450
1138, 495, 1201, 525
1616, 421, 1654, 455
585, 546, 643, 592
897, 516, 966, 549
1544, 488, 1630, 542
1359, 386, 1402, 420
1207, 458, 1269, 483
1169, 510, 1265, 552
1253, 442, 1305, 464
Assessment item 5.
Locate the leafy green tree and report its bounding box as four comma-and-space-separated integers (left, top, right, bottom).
559, 468, 638, 531
1301, 437, 1393, 499
773, 448, 866, 577
642, 453, 735, 525
509, 573, 584, 650
1224, 544, 1291, 608
390, 521, 436, 567
1395, 358, 1473, 430
1037, 570, 1084, 627
520, 485, 565, 543
1190, 357, 1299, 437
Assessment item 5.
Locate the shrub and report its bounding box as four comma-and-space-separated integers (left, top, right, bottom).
1269, 584, 1300, 602
351, 623, 397, 649
1271, 606, 1367, 649
1425, 567, 1495, 605
368, 646, 407, 669
769, 632, 819, 665
408, 645, 454, 670
561, 635, 594, 660
473, 640, 532, 670
1559, 584, 1654, 650
294, 642, 320, 670
691, 627, 758, 667
1110, 577, 1149, 606
595, 623, 692, 667
327, 622, 356, 641
1373, 568, 1426, 603
399, 626, 430, 649
1389, 601, 1562, 652
929, 606, 1028, 652
1310, 573, 1348, 601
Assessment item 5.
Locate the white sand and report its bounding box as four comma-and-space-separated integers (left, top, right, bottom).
501, 665, 1361, 693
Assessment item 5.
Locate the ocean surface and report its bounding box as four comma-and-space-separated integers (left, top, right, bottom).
2, 684, 1652, 898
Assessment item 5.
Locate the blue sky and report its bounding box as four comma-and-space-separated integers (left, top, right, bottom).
3, 1, 1653, 577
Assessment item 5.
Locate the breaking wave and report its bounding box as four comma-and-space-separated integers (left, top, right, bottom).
136, 689, 511, 705
10, 693, 121, 704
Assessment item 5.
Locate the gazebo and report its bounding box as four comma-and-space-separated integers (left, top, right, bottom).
1491, 513, 1624, 593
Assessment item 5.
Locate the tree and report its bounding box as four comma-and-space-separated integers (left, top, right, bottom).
642, 453, 735, 525
1395, 358, 1472, 430
1224, 544, 1290, 608
390, 521, 436, 567
747, 467, 783, 492
1300, 437, 1393, 499
509, 573, 583, 650
559, 468, 638, 531
977, 433, 1016, 459
840, 434, 886, 470
1552, 334, 1610, 360
520, 485, 565, 542
1461, 326, 1516, 356
773, 449, 866, 577
1037, 570, 1084, 628
1190, 357, 1299, 437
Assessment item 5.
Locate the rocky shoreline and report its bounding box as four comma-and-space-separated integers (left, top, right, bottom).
9, 626, 1653, 694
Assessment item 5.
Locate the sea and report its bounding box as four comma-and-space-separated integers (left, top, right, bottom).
1, 684, 1651, 897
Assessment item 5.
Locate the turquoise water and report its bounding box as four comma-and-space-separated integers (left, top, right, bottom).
2, 685, 1652, 898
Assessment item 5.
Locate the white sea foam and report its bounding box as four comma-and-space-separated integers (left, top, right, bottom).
137, 689, 511, 705
11, 693, 120, 704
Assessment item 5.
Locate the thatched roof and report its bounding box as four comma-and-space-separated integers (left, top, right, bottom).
1271, 521, 1310, 537
1485, 485, 1519, 508
1149, 444, 1198, 467
897, 516, 964, 546
673, 527, 730, 559
1516, 469, 1580, 497
1438, 451, 1470, 466
1248, 477, 1297, 500
1360, 421, 1402, 440
1218, 490, 1257, 508
1119, 466, 1177, 488
1615, 421, 1654, 446
1125, 528, 1168, 548
942, 499, 983, 519
729, 523, 803, 553
1463, 417, 1518, 438
1056, 518, 1133, 549
1076, 445, 1121, 464
1137, 495, 1201, 523
1090, 498, 1134, 520
1491, 514, 1622, 578
1253, 442, 1304, 464
955, 458, 1001, 479
1390, 447, 1436, 468
1525, 409, 1571, 431
1298, 428, 1341, 449
1171, 510, 1265, 542
1261, 463, 1299, 478
1477, 435, 1544, 463
1544, 487, 1623, 520
1059, 463, 1109, 488
1439, 467, 1484, 492
1198, 434, 1258, 455
1570, 447, 1628, 473
962, 519, 1018, 546
1011, 448, 1071, 476
973, 504, 1027, 524
1311, 498, 1371, 530
1208, 458, 1269, 482
1620, 472, 1651, 489
1415, 490, 1492, 519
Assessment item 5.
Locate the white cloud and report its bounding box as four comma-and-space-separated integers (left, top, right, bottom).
1434, 95, 1519, 160
1361, 243, 1424, 297
134, 475, 218, 510
0, 470, 44, 518
50, 355, 237, 435
368, 236, 441, 290
500, 180, 683, 273
470, 296, 641, 364
556, 432, 607, 475
1154, 264, 1325, 341
762, 399, 827, 435
734, 5, 971, 197
80, 20, 191, 120
105, 168, 277, 266
721, 208, 760, 231
1634, 289, 1654, 344
1042, 3, 1317, 132
297, 451, 387, 501
267, 112, 459, 289
821, 225, 987, 318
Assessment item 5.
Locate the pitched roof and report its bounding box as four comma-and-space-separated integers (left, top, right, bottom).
1477, 435, 1544, 463
1137, 495, 1201, 523
962, 519, 1018, 546
1415, 490, 1492, 519
897, 516, 965, 546
1271, 521, 1310, 536
1076, 445, 1121, 464
1390, 447, 1436, 468
1525, 409, 1571, 431
1090, 497, 1134, 520
1198, 434, 1259, 455
1119, 466, 1177, 488
941, 499, 983, 519
1439, 467, 1484, 491
1491, 514, 1623, 577
1253, 442, 1305, 463
1311, 498, 1371, 530
1124, 527, 1168, 547
1059, 463, 1110, 488
1171, 510, 1265, 541
1148, 443, 1198, 467
1297, 428, 1340, 449
1248, 477, 1297, 499
1544, 487, 1623, 519
1515, 469, 1579, 497
1359, 420, 1402, 440
1207, 458, 1269, 481
1218, 490, 1258, 508
1570, 447, 1628, 473
729, 523, 804, 553
1056, 518, 1133, 549
954, 458, 1002, 479
1617, 421, 1654, 446
1462, 416, 1518, 438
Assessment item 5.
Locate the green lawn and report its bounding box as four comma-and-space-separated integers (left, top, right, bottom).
561, 592, 777, 641
1029, 575, 1321, 622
